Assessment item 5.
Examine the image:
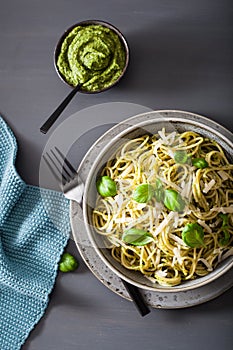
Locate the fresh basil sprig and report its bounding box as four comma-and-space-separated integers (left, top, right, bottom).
132, 184, 155, 203
174, 150, 191, 164
192, 158, 208, 169
182, 223, 206, 248
122, 228, 154, 246
163, 189, 186, 212
218, 213, 230, 246
154, 179, 165, 202
96, 176, 117, 197
132, 181, 185, 213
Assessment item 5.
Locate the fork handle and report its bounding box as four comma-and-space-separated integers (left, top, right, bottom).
40, 84, 82, 134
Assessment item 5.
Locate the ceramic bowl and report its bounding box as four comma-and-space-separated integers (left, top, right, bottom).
74, 110, 233, 292
54, 19, 129, 93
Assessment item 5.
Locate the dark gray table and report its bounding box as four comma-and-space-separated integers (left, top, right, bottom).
1, 1, 233, 349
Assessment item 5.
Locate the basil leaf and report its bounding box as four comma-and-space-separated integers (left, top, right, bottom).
219, 214, 230, 246
219, 229, 230, 246
133, 184, 154, 203
96, 176, 117, 197
182, 223, 205, 248
174, 150, 191, 164
154, 179, 164, 202
163, 189, 186, 212
192, 158, 208, 169
122, 228, 154, 246
219, 213, 228, 227
59, 253, 79, 272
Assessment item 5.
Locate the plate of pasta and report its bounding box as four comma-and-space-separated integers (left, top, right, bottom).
71, 110, 233, 295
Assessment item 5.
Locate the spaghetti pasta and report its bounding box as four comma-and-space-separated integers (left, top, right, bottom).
93, 129, 233, 287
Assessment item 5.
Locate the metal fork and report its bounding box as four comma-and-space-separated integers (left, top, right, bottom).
43, 147, 151, 317
43, 147, 84, 204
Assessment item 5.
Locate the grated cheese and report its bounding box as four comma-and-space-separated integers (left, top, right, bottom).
169, 233, 188, 247
167, 149, 175, 158
155, 269, 167, 277
125, 212, 150, 229
181, 175, 193, 200
160, 177, 182, 192
213, 248, 224, 263
203, 179, 215, 193
154, 212, 176, 237
106, 220, 113, 233
173, 247, 183, 265
221, 247, 233, 261
136, 203, 147, 210
119, 164, 134, 178
153, 139, 163, 154
155, 249, 161, 265
114, 194, 124, 208
158, 129, 169, 144
218, 170, 229, 181
173, 212, 179, 228
198, 258, 213, 271
210, 206, 233, 214
197, 219, 212, 233
114, 217, 132, 224
158, 129, 176, 146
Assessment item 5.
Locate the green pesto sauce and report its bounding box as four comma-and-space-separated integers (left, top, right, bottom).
57, 24, 126, 92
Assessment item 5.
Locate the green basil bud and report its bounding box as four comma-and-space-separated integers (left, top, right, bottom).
163, 189, 186, 212
59, 253, 79, 272
174, 150, 191, 164
122, 228, 154, 246
132, 184, 154, 203
96, 176, 117, 197
182, 223, 205, 248
192, 158, 208, 169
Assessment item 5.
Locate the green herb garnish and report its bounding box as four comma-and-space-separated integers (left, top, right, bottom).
154, 179, 165, 202
192, 158, 208, 169
218, 213, 230, 246
132, 184, 155, 203
122, 228, 154, 246
96, 176, 117, 197
174, 150, 191, 164
182, 223, 206, 248
163, 189, 186, 212
59, 253, 79, 272
219, 213, 228, 227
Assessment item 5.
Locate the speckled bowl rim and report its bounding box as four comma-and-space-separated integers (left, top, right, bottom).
73, 110, 233, 293
54, 19, 130, 93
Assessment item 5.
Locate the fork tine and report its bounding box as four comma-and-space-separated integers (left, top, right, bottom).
43, 147, 78, 187
43, 147, 84, 205
44, 151, 70, 185
43, 153, 64, 187
50, 148, 72, 182
54, 147, 77, 178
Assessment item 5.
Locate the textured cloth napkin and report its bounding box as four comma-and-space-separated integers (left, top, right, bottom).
0, 116, 71, 349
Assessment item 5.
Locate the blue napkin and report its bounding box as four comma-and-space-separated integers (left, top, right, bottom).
0, 116, 71, 349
